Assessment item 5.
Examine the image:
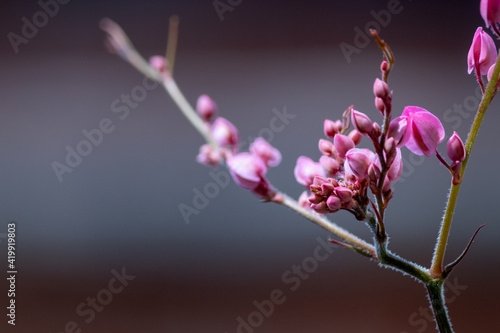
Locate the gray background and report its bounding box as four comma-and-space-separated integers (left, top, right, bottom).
0, 0, 499, 332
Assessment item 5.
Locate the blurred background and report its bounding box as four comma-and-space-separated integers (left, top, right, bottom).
1, 0, 499, 332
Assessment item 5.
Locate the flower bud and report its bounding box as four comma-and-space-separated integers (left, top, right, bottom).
211, 117, 239, 147
196, 143, 222, 166
324, 119, 338, 138
373, 78, 390, 99
227, 152, 268, 191
149, 55, 169, 77
468, 27, 497, 76
319, 156, 340, 176
446, 132, 466, 163
348, 129, 362, 145
311, 201, 330, 214
387, 148, 403, 182
375, 97, 385, 114
196, 95, 217, 122
344, 148, 374, 179
334, 134, 355, 159
334, 187, 353, 203
351, 110, 373, 135
298, 191, 311, 209
481, 0, 500, 33
318, 139, 334, 156
384, 137, 397, 167
250, 137, 282, 167
371, 122, 381, 138
380, 61, 388, 72
321, 182, 335, 196
294, 156, 324, 187
326, 195, 342, 212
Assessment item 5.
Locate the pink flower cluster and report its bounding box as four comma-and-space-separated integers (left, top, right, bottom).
294, 78, 466, 216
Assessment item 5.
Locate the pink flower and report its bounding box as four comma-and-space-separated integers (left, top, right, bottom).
319, 156, 340, 176
196, 95, 217, 122
294, 156, 324, 187
402, 106, 445, 157
481, 0, 500, 34
344, 148, 375, 179
227, 153, 270, 197
446, 132, 466, 163
468, 27, 497, 76
211, 117, 239, 148
249, 137, 282, 167
351, 110, 373, 135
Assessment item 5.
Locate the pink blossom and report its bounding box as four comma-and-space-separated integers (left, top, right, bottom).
294, 156, 324, 187
196, 95, 217, 122
324, 119, 339, 138
149, 55, 168, 77
249, 138, 282, 167
446, 132, 466, 163
402, 106, 445, 157
318, 139, 334, 156
481, 0, 500, 34
211, 117, 239, 148
351, 110, 373, 135
344, 148, 375, 179
227, 152, 269, 193
467, 27, 497, 76
387, 148, 403, 182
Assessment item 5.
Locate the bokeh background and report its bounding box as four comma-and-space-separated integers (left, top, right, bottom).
1, 0, 499, 332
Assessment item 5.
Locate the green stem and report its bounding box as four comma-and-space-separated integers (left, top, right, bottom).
426, 280, 454, 333
430, 51, 500, 278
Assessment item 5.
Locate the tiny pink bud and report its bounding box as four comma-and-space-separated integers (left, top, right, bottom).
467, 27, 497, 76
481, 0, 500, 32
384, 137, 397, 166
387, 148, 403, 182
380, 61, 388, 72
371, 122, 381, 138
318, 139, 334, 156
227, 152, 267, 191
487, 64, 500, 88
326, 195, 342, 212
211, 117, 239, 147
321, 182, 335, 196
313, 175, 328, 187
446, 132, 466, 162
196, 143, 222, 166
196, 95, 217, 122
334, 120, 343, 133
149, 55, 168, 77
348, 129, 362, 145
324, 119, 338, 138
368, 163, 381, 184
387, 116, 410, 148
375, 97, 385, 114
402, 106, 445, 157
319, 156, 340, 176
308, 193, 323, 205
311, 201, 330, 214
334, 187, 353, 203
351, 110, 373, 135
294, 156, 324, 187
344, 148, 374, 179
373, 78, 390, 99
334, 134, 355, 159
250, 137, 282, 167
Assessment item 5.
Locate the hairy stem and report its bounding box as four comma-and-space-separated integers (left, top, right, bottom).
430, 51, 500, 278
